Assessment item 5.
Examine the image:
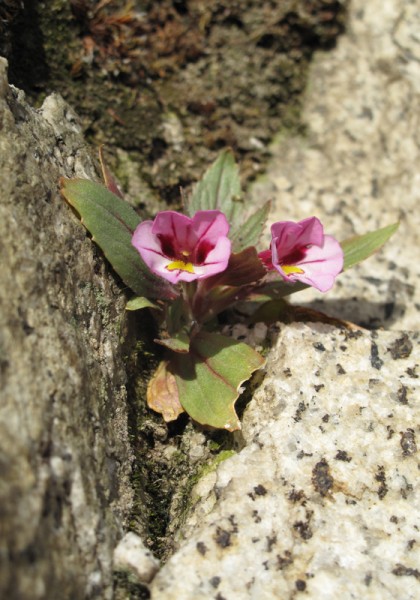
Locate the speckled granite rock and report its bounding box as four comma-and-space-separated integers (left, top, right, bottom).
0, 58, 134, 599
251, 0, 420, 332
149, 1, 420, 598
151, 324, 419, 600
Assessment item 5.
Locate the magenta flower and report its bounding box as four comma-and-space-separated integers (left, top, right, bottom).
259, 217, 344, 292
132, 210, 231, 284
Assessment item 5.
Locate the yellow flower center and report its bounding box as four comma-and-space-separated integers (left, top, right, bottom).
282, 265, 305, 275
167, 260, 195, 273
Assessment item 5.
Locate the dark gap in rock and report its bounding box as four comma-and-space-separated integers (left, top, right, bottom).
7, 0, 50, 94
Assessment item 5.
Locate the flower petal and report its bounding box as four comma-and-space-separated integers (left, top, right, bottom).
272, 217, 324, 262
132, 220, 177, 280
152, 211, 195, 256
132, 210, 232, 284
199, 236, 232, 278
165, 267, 202, 284
191, 211, 230, 265
191, 210, 230, 241
132, 220, 164, 264
281, 235, 344, 292
258, 249, 274, 270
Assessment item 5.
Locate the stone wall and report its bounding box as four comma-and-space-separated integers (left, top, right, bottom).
0, 59, 133, 600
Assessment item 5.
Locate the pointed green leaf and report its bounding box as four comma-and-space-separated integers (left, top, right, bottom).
61, 178, 175, 299
173, 332, 265, 431
341, 222, 399, 270
126, 297, 162, 311
185, 150, 243, 225
230, 201, 271, 253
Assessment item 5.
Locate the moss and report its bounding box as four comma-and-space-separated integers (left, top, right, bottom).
165, 448, 238, 546
113, 571, 151, 600
197, 450, 237, 477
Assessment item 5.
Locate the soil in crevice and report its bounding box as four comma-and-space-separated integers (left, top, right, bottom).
5, 0, 349, 203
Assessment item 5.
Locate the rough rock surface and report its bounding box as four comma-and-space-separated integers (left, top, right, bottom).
252, 0, 420, 332
0, 58, 133, 600
113, 532, 160, 584
149, 1, 420, 598
4, 0, 348, 198
152, 325, 419, 600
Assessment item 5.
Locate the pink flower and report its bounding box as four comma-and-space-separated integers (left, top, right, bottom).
132, 210, 231, 284
259, 217, 344, 292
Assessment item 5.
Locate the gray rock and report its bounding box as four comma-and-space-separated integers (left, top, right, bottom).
251, 0, 420, 332
149, 0, 420, 598
0, 58, 134, 599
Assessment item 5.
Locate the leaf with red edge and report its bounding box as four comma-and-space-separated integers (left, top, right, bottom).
147, 360, 184, 422
98, 146, 124, 198
60, 178, 176, 300
192, 247, 267, 322
172, 331, 265, 431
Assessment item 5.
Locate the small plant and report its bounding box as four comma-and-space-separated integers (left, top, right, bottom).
61, 149, 398, 431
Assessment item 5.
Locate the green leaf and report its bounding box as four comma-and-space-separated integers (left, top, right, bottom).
230, 201, 271, 253
166, 296, 192, 336
341, 222, 399, 270
155, 330, 190, 353
185, 150, 243, 225
126, 297, 162, 311
249, 299, 290, 324
247, 278, 308, 301
185, 150, 270, 253
173, 332, 265, 431
61, 178, 175, 300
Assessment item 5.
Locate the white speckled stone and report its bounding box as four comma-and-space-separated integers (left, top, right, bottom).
151, 325, 419, 599
149, 1, 420, 598
251, 0, 420, 332
114, 532, 160, 583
